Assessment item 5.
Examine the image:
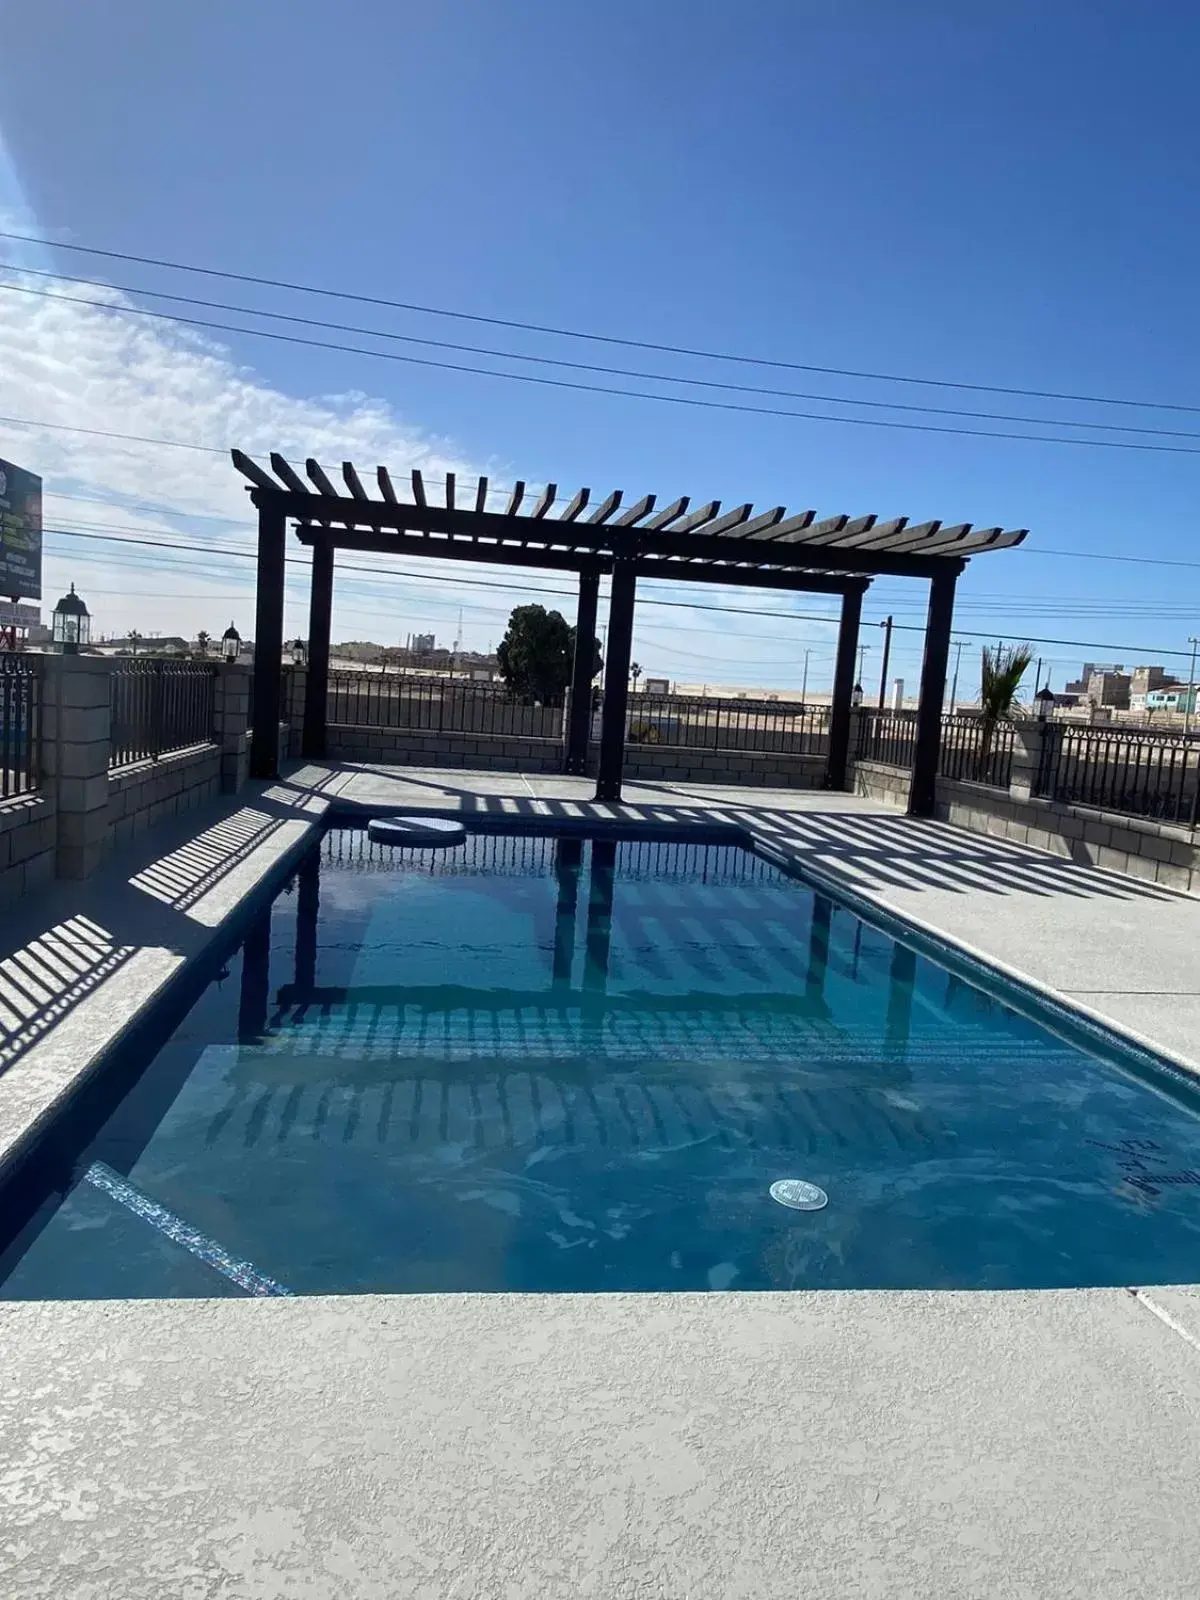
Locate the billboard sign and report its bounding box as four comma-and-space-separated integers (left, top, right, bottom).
0, 459, 43, 601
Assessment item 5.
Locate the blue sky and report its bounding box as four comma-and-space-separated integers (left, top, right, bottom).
1, 0, 1198, 694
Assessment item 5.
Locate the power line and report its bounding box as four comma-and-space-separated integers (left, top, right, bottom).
8, 280, 1200, 458
8, 411, 1200, 571
4, 226, 1198, 418
42, 523, 1198, 659
7, 262, 1200, 443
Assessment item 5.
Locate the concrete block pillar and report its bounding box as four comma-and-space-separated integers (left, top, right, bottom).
1009, 720, 1050, 801
41, 654, 114, 880
285, 666, 307, 760
214, 662, 253, 794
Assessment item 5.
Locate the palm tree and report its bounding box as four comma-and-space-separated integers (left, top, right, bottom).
630, 661, 643, 691
196, 629, 210, 658
977, 642, 1034, 777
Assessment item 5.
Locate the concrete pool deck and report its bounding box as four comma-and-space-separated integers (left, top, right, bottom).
5, 761, 1200, 1598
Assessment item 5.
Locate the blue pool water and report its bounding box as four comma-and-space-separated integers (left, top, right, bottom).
3, 825, 1200, 1297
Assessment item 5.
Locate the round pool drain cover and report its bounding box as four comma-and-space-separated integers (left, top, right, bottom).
770, 1179, 828, 1211
367, 815, 467, 848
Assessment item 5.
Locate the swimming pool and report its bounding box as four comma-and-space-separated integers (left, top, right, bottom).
3, 824, 1200, 1297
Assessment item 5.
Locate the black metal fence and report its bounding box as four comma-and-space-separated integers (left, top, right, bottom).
0, 654, 42, 798
1035, 724, 1200, 824
109, 658, 218, 769
626, 693, 829, 755
326, 672, 564, 739
938, 715, 1015, 789
854, 708, 919, 769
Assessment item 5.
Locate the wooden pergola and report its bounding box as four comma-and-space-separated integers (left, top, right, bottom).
232, 451, 1027, 814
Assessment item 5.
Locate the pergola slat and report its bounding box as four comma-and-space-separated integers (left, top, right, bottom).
269, 453, 310, 496
376, 466, 398, 503
865, 518, 943, 553
505, 481, 526, 517
559, 487, 590, 522
232, 449, 280, 492
688, 503, 753, 538
475, 476, 489, 514
614, 494, 656, 527
587, 490, 623, 525
342, 462, 368, 500
411, 469, 426, 507
642, 496, 690, 531
802, 513, 877, 548
752, 509, 816, 542
673, 500, 720, 534
735, 506, 786, 538
445, 472, 456, 511
531, 483, 557, 519
305, 459, 339, 498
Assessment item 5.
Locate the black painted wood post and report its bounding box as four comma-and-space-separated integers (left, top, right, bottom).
302, 537, 334, 759
825, 586, 864, 790
909, 566, 959, 818
564, 569, 600, 775
594, 561, 637, 802
250, 500, 286, 779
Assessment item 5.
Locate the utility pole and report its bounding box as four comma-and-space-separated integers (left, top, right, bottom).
1186, 636, 1200, 737
856, 643, 869, 684
800, 647, 810, 708
877, 615, 893, 709
949, 639, 965, 715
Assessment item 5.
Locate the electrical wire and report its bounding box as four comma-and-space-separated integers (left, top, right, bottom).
4, 226, 1198, 416
7, 280, 1200, 457
6, 262, 1200, 443
4, 413, 1200, 571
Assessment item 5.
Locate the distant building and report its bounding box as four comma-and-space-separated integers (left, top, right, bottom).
1146, 686, 1199, 715
1129, 665, 1179, 712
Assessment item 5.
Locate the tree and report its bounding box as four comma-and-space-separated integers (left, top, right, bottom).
977, 642, 1034, 776
496, 604, 600, 702
195, 630, 210, 658
630, 661, 642, 689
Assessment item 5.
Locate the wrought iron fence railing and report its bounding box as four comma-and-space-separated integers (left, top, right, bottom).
854, 708, 919, 769
1034, 724, 1200, 825
625, 693, 830, 755
326, 672, 565, 739
0, 653, 42, 799
109, 658, 218, 769
937, 715, 1015, 789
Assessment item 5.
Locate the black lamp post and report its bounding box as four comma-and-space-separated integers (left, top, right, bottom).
52, 584, 90, 654
222, 622, 241, 663
1035, 685, 1057, 722
851, 682, 864, 708
291, 638, 307, 668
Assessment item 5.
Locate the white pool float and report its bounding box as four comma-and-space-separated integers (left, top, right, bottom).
366, 815, 468, 847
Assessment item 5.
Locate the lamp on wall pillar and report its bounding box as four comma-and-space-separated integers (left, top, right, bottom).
1034, 684, 1057, 722
291, 637, 308, 668
52, 584, 90, 654
851, 682, 864, 708
222, 622, 241, 663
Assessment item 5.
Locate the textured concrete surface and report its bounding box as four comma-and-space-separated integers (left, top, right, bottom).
0, 765, 351, 1179
5, 1289, 1200, 1599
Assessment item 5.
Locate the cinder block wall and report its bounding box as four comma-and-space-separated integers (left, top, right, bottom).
0, 796, 56, 907
107, 743, 223, 848
850, 756, 1200, 894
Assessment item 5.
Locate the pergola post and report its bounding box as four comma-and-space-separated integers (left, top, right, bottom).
825, 586, 863, 790
301, 536, 334, 759
595, 560, 637, 802
909, 566, 959, 818
249, 500, 286, 779
564, 569, 600, 775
